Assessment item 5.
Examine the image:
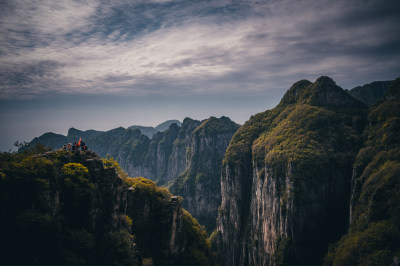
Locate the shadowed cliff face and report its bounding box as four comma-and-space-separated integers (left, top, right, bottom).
0, 150, 138, 265
169, 116, 240, 232
125, 177, 215, 265
325, 78, 400, 265
349, 80, 393, 106
0, 150, 215, 266
214, 76, 368, 266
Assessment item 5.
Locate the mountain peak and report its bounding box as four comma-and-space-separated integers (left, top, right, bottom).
67, 127, 83, 138
278, 79, 312, 106
128, 120, 182, 138
194, 116, 240, 135
315, 75, 337, 86
279, 76, 365, 108
308, 76, 365, 108
155, 120, 182, 132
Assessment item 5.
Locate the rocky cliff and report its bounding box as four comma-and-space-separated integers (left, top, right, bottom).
27, 117, 239, 233
0, 149, 138, 265
325, 78, 400, 265
214, 77, 368, 265
125, 177, 215, 265
169, 116, 240, 232
143, 118, 201, 185
0, 150, 214, 265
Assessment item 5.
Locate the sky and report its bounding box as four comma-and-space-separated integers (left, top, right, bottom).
0, 0, 399, 151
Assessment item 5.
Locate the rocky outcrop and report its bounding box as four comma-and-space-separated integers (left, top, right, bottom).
0, 150, 139, 265
125, 176, 215, 265
214, 77, 368, 265
0, 150, 214, 265
112, 118, 200, 185
153, 119, 200, 185
169, 117, 240, 232
168, 118, 202, 182
325, 78, 400, 265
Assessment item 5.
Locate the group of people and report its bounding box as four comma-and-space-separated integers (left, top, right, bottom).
63, 138, 87, 151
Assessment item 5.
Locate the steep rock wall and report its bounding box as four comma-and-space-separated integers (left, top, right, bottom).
125, 177, 215, 265
325, 78, 400, 265
0, 150, 214, 265
0, 150, 138, 265
215, 77, 367, 265
170, 117, 239, 231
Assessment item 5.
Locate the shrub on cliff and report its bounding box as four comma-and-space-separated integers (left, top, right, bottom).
0, 151, 138, 266
126, 177, 216, 265
325, 79, 400, 266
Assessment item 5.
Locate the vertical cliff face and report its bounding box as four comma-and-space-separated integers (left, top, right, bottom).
125, 177, 215, 265
88, 127, 151, 177
325, 78, 400, 265
167, 118, 202, 183
215, 77, 368, 265
1, 150, 215, 265
125, 118, 201, 185
142, 123, 181, 185
215, 106, 287, 266
0, 150, 139, 265
169, 117, 240, 232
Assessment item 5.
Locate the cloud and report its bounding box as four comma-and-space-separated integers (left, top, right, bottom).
1, 0, 400, 99
0, 60, 66, 98
0, 0, 99, 49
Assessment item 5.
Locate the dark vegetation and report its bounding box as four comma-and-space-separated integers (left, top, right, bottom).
126, 177, 215, 265
216, 76, 400, 266
325, 78, 400, 265
0, 147, 137, 265
223, 76, 367, 265
349, 80, 393, 106
0, 148, 214, 265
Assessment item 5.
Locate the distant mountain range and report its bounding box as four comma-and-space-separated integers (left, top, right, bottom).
128, 119, 182, 138
27, 119, 182, 151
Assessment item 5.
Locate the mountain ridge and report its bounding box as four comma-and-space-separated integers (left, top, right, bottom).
214, 76, 370, 265
349, 80, 394, 106
213, 76, 400, 266
18, 76, 400, 265
128, 119, 182, 138
26, 116, 239, 233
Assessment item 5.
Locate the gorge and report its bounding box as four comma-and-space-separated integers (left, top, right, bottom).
7, 76, 400, 265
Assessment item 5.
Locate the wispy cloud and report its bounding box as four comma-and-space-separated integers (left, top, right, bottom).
1, 0, 399, 99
